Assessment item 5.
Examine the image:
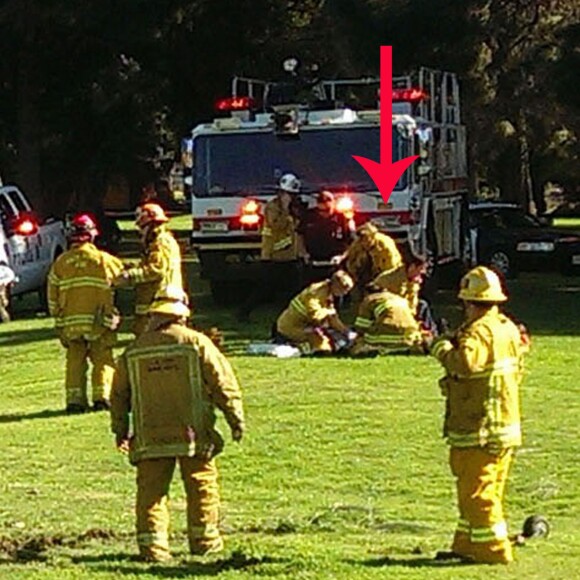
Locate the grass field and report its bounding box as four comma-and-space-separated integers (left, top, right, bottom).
1, 269, 579, 579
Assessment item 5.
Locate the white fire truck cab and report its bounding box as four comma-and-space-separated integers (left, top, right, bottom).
185, 67, 468, 302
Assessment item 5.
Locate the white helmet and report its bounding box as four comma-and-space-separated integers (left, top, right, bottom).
279, 173, 301, 193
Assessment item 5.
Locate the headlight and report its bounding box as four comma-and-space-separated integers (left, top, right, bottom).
516, 241, 555, 252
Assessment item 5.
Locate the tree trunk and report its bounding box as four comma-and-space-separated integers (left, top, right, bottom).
518, 110, 535, 214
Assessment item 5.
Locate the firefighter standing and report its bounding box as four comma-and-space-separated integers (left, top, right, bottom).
275, 270, 354, 353
344, 222, 403, 289
430, 266, 529, 564
238, 173, 304, 320
47, 213, 124, 413
110, 286, 245, 562
297, 190, 354, 284
114, 203, 183, 336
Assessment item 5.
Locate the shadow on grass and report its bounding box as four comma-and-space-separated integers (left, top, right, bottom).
0, 326, 55, 348
75, 551, 287, 577
352, 555, 472, 569
0, 409, 68, 424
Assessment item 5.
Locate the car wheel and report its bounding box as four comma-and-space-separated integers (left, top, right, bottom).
486, 249, 517, 279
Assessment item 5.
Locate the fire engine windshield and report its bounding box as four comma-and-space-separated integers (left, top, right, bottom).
192, 126, 409, 196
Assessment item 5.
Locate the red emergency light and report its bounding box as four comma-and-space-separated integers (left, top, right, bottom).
215, 96, 256, 112
239, 199, 261, 227
392, 88, 429, 103
11, 214, 39, 236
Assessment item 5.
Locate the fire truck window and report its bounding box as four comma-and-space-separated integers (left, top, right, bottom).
192, 127, 409, 197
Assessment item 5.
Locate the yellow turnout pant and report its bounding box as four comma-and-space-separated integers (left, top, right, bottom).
136, 456, 222, 560
449, 447, 514, 564
282, 326, 332, 352
65, 331, 116, 406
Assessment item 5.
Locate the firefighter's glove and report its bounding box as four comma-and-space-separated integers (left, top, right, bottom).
112, 271, 131, 288
518, 323, 531, 349
195, 431, 225, 461
439, 377, 451, 397
108, 313, 121, 331
231, 423, 245, 443
116, 435, 130, 454
430, 337, 454, 359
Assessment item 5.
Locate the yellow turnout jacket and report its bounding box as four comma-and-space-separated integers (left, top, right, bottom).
111, 321, 244, 464
124, 225, 183, 316
261, 197, 298, 261
277, 280, 336, 336
431, 307, 526, 450
354, 290, 423, 349
47, 242, 123, 340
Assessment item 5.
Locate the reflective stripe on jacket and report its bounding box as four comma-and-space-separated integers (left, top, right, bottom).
354, 290, 423, 350
111, 322, 244, 464
125, 225, 183, 315
47, 242, 123, 340
431, 307, 525, 449
373, 266, 420, 314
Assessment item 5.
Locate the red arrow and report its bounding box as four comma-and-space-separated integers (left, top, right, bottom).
352, 46, 418, 204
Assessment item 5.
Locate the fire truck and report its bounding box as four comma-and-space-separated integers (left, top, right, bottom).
184, 66, 468, 302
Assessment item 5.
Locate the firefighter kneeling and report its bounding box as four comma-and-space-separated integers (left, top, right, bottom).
110, 286, 245, 562
430, 266, 529, 564
274, 270, 355, 354
351, 283, 429, 355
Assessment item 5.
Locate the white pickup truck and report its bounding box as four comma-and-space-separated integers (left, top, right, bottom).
0, 184, 66, 313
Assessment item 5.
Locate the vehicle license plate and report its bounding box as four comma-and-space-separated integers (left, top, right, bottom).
200, 221, 228, 232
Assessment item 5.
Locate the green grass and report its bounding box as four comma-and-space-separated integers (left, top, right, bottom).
1, 271, 579, 578
117, 213, 192, 232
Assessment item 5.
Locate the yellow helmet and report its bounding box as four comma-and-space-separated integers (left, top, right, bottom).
356, 222, 378, 237
148, 285, 191, 317
458, 266, 507, 303
135, 203, 169, 228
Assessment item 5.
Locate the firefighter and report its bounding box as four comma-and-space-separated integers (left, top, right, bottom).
351, 283, 429, 355
238, 173, 304, 320
274, 270, 354, 354
430, 266, 529, 564
372, 250, 439, 336
114, 203, 183, 336
47, 213, 124, 413
297, 190, 354, 284
344, 222, 403, 289
110, 286, 245, 562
